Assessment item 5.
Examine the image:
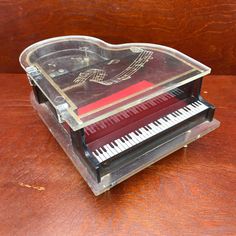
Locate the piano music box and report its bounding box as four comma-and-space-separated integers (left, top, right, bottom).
20, 36, 220, 195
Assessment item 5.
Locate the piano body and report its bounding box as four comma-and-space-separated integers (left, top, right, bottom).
20, 36, 220, 195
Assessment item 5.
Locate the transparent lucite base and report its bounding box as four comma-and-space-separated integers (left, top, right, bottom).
31, 93, 220, 196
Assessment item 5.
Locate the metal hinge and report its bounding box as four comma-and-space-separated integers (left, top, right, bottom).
25, 66, 42, 86
54, 96, 69, 123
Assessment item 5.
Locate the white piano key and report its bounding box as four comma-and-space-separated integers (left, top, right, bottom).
171, 114, 183, 123
105, 144, 117, 156
163, 116, 174, 127
137, 130, 147, 140
155, 120, 164, 129
104, 144, 115, 157
173, 112, 185, 122
125, 136, 134, 147
96, 149, 106, 161
166, 114, 178, 124
140, 127, 152, 138
169, 112, 181, 120
92, 151, 103, 162
120, 138, 130, 149
99, 148, 110, 160
187, 106, 199, 115
114, 140, 123, 151
182, 107, 192, 117
159, 118, 170, 128
134, 131, 145, 141
145, 124, 157, 136
130, 132, 140, 144
141, 129, 151, 139
149, 123, 160, 134
191, 105, 202, 113
195, 102, 207, 110
119, 138, 130, 149
184, 107, 195, 116
164, 116, 176, 126
145, 124, 159, 137
115, 139, 126, 151
164, 117, 175, 125
121, 136, 133, 148
121, 137, 132, 148
179, 109, 191, 119
125, 135, 136, 146
198, 101, 207, 107
111, 142, 122, 153
153, 121, 165, 131
130, 132, 140, 142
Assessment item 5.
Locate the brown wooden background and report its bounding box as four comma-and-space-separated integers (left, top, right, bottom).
0, 0, 236, 74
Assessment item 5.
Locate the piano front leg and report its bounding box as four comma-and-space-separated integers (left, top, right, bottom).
70, 128, 102, 182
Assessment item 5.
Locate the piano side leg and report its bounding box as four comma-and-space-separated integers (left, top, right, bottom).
70, 128, 101, 182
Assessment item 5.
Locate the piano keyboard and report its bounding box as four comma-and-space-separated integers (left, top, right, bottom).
92, 101, 208, 163
85, 88, 184, 136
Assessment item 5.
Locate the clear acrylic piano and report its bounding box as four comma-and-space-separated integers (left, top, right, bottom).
20, 36, 220, 195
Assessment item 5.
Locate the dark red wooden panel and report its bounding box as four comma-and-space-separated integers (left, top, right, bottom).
0, 1, 236, 74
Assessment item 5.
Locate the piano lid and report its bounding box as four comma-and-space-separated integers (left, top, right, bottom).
20, 36, 211, 130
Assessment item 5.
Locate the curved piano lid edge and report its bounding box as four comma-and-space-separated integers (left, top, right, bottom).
19, 35, 211, 75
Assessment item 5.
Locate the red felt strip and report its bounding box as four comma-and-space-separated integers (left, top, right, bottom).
78, 80, 154, 116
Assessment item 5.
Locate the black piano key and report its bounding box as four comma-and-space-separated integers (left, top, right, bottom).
94, 150, 99, 155
137, 130, 142, 134
178, 110, 183, 115
113, 142, 118, 147
121, 137, 126, 143
153, 121, 159, 126
134, 131, 140, 136
110, 142, 115, 148
127, 134, 132, 139
98, 148, 103, 154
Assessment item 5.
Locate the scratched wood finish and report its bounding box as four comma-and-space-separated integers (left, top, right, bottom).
0, 74, 235, 235
0, 1, 236, 74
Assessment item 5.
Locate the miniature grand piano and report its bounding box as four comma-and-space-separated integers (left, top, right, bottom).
20, 36, 220, 195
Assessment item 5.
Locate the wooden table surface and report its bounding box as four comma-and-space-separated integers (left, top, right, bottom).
0, 74, 235, 236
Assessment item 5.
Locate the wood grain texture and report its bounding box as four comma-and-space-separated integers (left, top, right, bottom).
0, 0, 236, 74
0, 73, 235, 235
